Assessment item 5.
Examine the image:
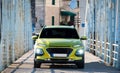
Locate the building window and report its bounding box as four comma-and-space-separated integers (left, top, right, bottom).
52, 0, 55, 5
52, 16, 54, 26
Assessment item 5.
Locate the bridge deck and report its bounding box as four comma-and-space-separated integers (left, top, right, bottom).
2, 50, 120, 73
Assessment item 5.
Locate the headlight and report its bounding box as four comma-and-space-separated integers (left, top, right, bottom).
75, 49, 84, 56
35, 48, 44, 56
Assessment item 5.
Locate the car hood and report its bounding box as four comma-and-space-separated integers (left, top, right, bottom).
36, 39, 82, 47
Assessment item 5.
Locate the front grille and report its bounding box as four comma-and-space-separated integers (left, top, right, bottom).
46, 48, 73, 57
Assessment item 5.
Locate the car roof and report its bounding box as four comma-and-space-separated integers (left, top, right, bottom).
43, 26, 75, 29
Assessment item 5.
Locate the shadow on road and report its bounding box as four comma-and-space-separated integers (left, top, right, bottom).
39, 62, 120, 73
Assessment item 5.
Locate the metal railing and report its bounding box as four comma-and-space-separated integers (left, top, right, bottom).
112, 44, 119, 68
87, 39, 119, 69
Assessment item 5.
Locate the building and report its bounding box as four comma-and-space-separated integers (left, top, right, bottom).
60, 0, 79, 26
45, 0, 60, 26
43, 0, 79, 26
35, 0, 45, 32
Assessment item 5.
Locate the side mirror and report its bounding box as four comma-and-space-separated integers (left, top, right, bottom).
32, 35, 38, 40
80, 36, 87, 40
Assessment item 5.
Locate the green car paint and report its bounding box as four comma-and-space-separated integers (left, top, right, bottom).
33, 26, 85, 68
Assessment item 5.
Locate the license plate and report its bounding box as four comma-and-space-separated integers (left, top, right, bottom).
53, 54, 67, 57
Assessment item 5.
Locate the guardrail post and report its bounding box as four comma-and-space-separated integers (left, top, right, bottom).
118, 46, 120, 70
112, 44, 119, 69
115, 0, 120, 70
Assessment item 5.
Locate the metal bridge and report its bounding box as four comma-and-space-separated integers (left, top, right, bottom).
86, 0, 120, 70
0, 0, 120, 72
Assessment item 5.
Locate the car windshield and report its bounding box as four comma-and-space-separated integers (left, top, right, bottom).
40, 28, 79, 39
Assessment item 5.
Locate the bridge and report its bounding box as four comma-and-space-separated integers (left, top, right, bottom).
0, 0, 120, 72
2, 50, 119, 73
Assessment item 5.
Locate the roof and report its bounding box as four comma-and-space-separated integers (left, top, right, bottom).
60, 11, 76, 16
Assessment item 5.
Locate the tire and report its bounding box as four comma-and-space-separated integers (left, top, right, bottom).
76, 55, 84, 69
34, 60, 41, 68
76, 60, 84, 69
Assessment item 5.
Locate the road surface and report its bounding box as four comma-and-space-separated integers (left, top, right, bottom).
2, 50, 120, 73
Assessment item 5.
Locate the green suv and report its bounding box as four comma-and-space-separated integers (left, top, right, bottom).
32, 26, 86, 68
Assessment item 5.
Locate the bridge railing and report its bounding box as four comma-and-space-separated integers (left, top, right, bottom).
87, 39, 119, 69
112, 44, 119, 68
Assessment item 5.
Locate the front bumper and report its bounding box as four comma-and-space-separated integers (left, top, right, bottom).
34, 58, 83, 63
34, 55, 84, 63
34, 47, 84, 63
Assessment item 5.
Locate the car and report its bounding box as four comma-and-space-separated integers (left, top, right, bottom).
32, 26, 86, 68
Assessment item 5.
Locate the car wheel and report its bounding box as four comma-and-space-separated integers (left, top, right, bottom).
75, 56, 84, 69
76, 60, 84, 69
34, 60, 41, 68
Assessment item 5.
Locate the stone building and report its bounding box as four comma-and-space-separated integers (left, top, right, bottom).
37, 0, 80, 26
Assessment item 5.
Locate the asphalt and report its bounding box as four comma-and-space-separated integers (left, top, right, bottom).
1, 50, 120, 73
